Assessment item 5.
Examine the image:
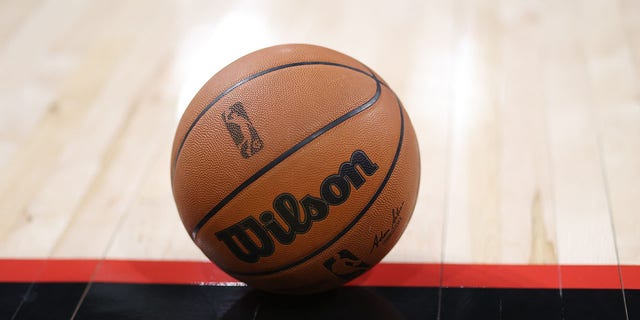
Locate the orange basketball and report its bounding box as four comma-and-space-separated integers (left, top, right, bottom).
171, 44, 420, 294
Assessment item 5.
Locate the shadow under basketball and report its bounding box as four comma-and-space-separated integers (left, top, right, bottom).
220, 286, 404, 320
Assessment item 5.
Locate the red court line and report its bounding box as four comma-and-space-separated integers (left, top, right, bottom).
621, 265, 640, 289
349, 263, 441, 287
0, 259, 638, 289
442, 264, 559, 289
0, 259, 45, 282
94, 260, 237, 284
561, 265, 622, 289
0, 259, 99, 283
39, 259, 99, 282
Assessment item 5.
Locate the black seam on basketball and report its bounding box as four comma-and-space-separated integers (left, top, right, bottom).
227, 86, 405, 276
171, 61, 375, 180
190, 78, 382, 239
363, 65, 387, 86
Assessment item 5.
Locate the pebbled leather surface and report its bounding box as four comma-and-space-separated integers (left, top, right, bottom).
171, 44, 420, 294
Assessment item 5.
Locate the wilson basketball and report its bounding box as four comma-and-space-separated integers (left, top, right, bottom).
171, 44, 420, 294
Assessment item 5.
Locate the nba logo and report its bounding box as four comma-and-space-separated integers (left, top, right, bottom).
323, 249, 370, 281
221, 102, 264, 158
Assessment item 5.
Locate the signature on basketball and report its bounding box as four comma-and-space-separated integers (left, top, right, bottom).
370, 201, 404, 253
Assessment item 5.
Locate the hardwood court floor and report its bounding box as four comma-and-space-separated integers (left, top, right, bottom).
0, 0, 638, 319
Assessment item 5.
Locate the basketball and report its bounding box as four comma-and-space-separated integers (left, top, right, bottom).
171, 44, 420, 294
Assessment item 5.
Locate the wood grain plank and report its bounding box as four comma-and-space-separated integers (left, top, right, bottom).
608, 0, 640, 266
384, 0, 454, 263
0, 0, 43, 49
0, 1, 130, 256
497, 0, 557, 264
0, 1, 178, 257
0, 0, 93, 170
47, 2, 184, 258
0, 0, 635, 272
543, 0, 617, 265
443, 0, 503, 263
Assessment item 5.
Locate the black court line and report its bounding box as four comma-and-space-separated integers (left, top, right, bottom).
189, 70, 382, 239
2, 282, 634, 320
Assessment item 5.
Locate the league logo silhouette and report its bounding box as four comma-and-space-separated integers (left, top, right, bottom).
222, 102, 263, 158
323, 249, 370, 281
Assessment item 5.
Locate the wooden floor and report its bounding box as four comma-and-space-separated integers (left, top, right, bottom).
0, 0, 638, 277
